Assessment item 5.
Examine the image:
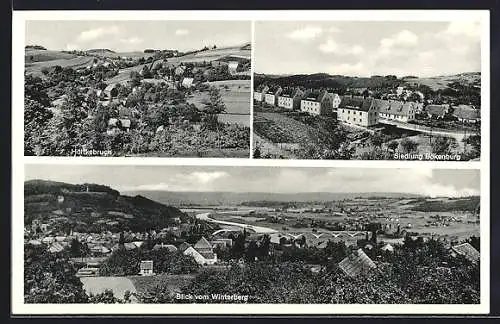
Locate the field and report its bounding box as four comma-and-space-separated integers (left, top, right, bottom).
406, 72, 480, 91
85, 50, 155, 59
25, 56, 94, 76
25, 49, 78, 63
80, 276, 138, 301
253, 112, 314, 144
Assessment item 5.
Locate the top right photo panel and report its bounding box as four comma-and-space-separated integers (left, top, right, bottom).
253, 20, 483, 161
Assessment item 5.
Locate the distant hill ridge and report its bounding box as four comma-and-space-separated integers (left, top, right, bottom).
24, 180, 185, 232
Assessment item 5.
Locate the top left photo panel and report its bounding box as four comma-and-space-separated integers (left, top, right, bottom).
23, 20, 252, 157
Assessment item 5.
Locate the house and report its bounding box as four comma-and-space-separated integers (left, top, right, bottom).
337, 96, 378, 127
48, 242, 66, 253
254, 84, 269, 102
451, 242, 480, 263
182, 237, 217, 265
139, 260, 154, 276
452, 105, 480, 124
264, 86, 283, 106
181, 77, 194, 88
375, 99, 418, 122
381, 243, 394, 253
338, 248, 377, 277
300, 90, 334, 116
424, 104, 450, 119
228, 61, 239, 74
396, 86, 405, 96
174, 66, 186, 76
277, 88, 308, 110
107, 118, 131, 134
332, 93, 342, 112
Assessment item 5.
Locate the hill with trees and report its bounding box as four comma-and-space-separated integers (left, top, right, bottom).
24, 180, 186, 232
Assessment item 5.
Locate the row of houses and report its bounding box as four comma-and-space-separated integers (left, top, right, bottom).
254, 85, 480, 127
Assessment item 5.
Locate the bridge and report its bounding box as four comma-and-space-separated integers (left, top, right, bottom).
378, 118, 473, 141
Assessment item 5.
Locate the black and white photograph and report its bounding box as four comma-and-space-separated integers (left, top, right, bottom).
253, 20, 483, 161
24, 20, 251, 157
22, 164, 481, 306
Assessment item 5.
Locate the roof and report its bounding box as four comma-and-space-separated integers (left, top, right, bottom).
425, 104, 449, 116
338, 248, 377, 277
48, 242, 65, 253
256, 84, 269, 92
194, 237, 213, 251
374, 99, 417, 116
452, 243, 480, 263
339, 96, 374, 112
381, 243, 394, 252
124, 242, 138, 250
266, 86, 281, 95
199, 251, 216, 259
178, 242, 192, 253
303, 90, 329, 102
452, 105, 480, 120
153, 244, 178, 252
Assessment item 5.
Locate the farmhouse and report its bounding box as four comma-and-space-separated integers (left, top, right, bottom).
424, 104, 450, 119
181, 77, 195, 88
264, 86, 283, 106
376, 99, 418, 122
254, 85, 269, 102
183, 237, 217, 265
277, 87, 308, 110
452, 105, 480, 123
139, 260, 154, 276
337, 96, 378, 127
300, 90, 334, 116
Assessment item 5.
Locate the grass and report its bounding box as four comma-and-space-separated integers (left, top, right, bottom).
25, 56, 94, 76
129, 274, 196, 295
80, 276, 137, 299
25, 49, 78, 63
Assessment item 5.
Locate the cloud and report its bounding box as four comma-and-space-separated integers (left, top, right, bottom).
188, 171, 229, 184
286, 26, 323, 40
443, 21, 481, 38
319, 39, 365, 55
380, 29, 419, 50
77, 26, 120, 42
120, 37, 143, 45
175, 29, 189, 36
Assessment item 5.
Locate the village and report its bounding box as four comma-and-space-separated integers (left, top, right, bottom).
24, 182, 481, 303
253, 77, 481, 161
25, 42, 251, 157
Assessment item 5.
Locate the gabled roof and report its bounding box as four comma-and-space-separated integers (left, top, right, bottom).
194, 237, 213, 250
374, 99, 417, 116
338, 248, 376, 277
339, 96, 374, 112
256, 84, 269, 92
153, 244, 178, 252
452, 243, 480, 263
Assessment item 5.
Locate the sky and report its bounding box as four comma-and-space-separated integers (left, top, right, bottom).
255, 20, 482, 77
24, 165, 480, 198
25, 20, 251, 52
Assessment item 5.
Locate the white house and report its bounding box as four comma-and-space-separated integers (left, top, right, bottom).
264, 86, 282, 106
182, 237, 217, 265
228, 61, 239, 74
254, 85, 269, 102
337, 96, 378, 127
332, 93, 342, 112
300, 90, 334, 116
277, 88, 308, 110
181, 77, 194, 88
139, 260, 154, 276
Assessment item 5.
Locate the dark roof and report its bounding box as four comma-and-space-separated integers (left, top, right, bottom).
279, 88, 296, 97
452, 243, 480, 263
339, 96, 374, 112
303, 90, 328, 102
178, 242, 192, 253
256, 84, 268, 92
425, 104, 449, 117
338, 248, 376, 277
374, 99, 417, 116
452, 105, 480, 120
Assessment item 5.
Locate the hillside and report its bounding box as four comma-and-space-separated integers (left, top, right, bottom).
24, 180, 186, 232
255, 72, 481, 91
123, 191, 422, 206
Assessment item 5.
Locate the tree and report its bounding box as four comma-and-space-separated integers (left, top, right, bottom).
387, 140, 399, 152
253, 146, 262, 158
431, 136, 458, 155
400, 138, 418, 154
24, 244, 89, 303
370, 132, 385, 148
24, 98, 53, 155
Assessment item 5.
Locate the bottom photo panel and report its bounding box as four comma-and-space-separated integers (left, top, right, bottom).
20, 164, 483, 312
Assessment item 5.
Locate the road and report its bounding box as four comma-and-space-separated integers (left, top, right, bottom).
196, 212, 278, 233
